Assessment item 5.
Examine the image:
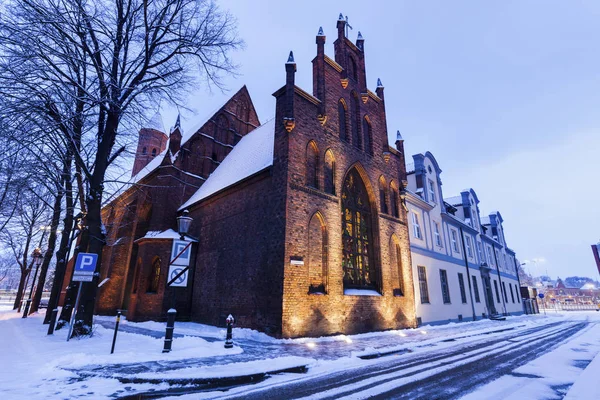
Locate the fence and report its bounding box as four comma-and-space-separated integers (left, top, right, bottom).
540, 302, 599, 312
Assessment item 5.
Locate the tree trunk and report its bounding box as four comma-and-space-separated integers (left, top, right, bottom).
70, 111, 117, 337
45, 158, 74, 324
13, 269, 29, 310
30, 186, 63, 314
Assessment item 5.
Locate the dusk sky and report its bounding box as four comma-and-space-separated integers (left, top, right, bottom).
159, 1, 600, 280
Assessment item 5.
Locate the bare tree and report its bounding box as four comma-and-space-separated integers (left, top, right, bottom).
0, 0, 241, 336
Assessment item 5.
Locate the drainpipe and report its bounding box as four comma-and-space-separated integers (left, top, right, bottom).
513, 256, 524, 313
459, 227, 477, 321
491, 243, 508, 316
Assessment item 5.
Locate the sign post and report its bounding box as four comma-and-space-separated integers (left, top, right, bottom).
538, 293, 546, 315
67, 253, 98, 341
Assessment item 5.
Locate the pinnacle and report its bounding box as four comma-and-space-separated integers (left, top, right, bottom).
357, 31, 363, 40
396, 130, 403, 141
377, 78, 383, 88
338, 13, 344, 21
318, 26, 324, 36
286, 51, 295, 64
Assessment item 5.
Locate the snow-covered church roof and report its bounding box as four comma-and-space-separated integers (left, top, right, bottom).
179, 118, 275, 210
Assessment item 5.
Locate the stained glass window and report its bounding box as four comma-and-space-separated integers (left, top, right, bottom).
342, 169, 376, 289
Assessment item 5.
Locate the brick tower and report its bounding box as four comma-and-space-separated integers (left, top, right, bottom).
131, 112, 169, 177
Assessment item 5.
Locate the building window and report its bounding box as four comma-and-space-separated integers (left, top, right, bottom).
362, 117, 373, 155
338, 99, 348, 141
379, 177, 388, 214
493, 280, 501, 303
465, 236, 473, 258
434, 222, 442, 247
428, 179, 436, 203
486, 246, 494, 266
458, 273, 467, 304
476, 241, 483, 262
451, 230, 460, 253
351, 92, 361, 149
395, 244, 404, 295
142, 147, 147, 155
306, 141, 319, 189
390, 183, 399, 218
308, 213, 328, 294
411, 212, 422, 239
151, 148, 157, 156
418, 266, 429, 304
147, 257, 161, 293
472, 276, 481, 302
509, 283, 515, 303
440, 269, 451, 304
515, 286, 520, 303
324, 149, 335, 195
502, 282, 508, 303
342, 169, 377, 290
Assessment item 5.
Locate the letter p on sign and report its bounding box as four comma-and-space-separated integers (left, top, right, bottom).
75, 253, 98, 273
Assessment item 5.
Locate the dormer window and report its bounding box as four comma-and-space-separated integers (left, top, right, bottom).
428, 179, 436, 203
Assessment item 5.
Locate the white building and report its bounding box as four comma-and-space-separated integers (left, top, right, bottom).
405, 152, 523, 325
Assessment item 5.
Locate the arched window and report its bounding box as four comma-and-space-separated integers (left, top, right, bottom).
349, 57, 358, 81
147, 256, 161, 293
151, 148, 157, 156
324, 149, 335, 195
390, 181, 399, 218
389, 236, 405, 296
379, 176, 388, 214
362, 116, 373, 155
308, 212, 328, 294
338, 99, 348, 141
351, 92, 361, 149
142, 147, 147, 155
342, 168, 377, 289
306, 141, 319, 189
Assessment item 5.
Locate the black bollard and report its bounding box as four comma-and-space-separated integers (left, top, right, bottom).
47, 308, 58, 335
224, 314, 235, 349
162, 309, 177, 353
110, 311, 122, 354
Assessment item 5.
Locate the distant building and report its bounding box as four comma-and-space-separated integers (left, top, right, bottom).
543, 279, 600, 305
405, 152, 523, 325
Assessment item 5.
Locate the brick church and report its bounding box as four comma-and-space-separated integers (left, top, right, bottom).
95, 16, 417, 337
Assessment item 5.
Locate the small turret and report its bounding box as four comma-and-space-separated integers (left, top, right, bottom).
314, 27, 327, 125
131, 113, 168, 177
376, 78, 384, 101
168, 114, 182, 155
284, 51, 296, 133
356, 31, 364, 51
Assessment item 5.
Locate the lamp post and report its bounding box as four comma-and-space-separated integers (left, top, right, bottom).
23, 248, 43, 318
163, 210, 193, 353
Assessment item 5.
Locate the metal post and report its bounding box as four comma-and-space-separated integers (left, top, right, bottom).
111, 311, 121, 354
224, 314, 234, 349
162, 308, 176, 353
47, 308, 58, 335
67, 282, 83, 342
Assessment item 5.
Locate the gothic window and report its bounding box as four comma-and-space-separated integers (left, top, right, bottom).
342, 169, 377, 290
378, 176, 388, 214
147, 256, 161, 293
351, 92, 361, 149
349, 57, 358, 81
390, 181, 399, 218
132, 257, 141, 294
308, 212, 328, 294
151, 148, 157, 156
390, 236, 405, 296
142, 147, 147, 155
324, 149, 335, 195
306, 141, 319, 189
362, 117, 373, 155
338, 99, 348, 141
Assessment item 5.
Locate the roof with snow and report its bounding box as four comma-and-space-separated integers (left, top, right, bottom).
179, 118, 275, 210
480, 216, 491, 225
444, 196, 463, 206
146, 112, 165, 133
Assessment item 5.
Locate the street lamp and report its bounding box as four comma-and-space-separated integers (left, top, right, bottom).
176, 209, 193, 240
23, 248, 43, 318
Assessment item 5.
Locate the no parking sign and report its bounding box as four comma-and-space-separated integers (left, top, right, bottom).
168, 265, 188, 287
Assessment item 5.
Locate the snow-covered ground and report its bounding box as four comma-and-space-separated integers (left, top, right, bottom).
1, 308, 599, 399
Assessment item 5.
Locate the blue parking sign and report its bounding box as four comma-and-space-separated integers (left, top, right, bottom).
75, 253, 98, 273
